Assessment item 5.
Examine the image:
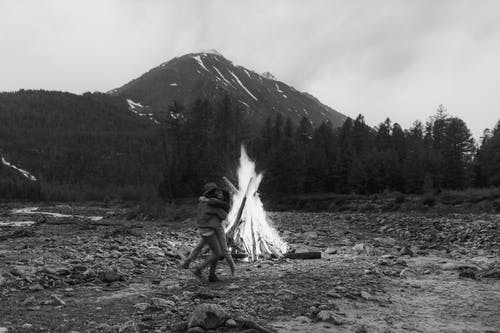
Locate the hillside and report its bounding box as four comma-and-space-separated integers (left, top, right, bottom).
110, 50, 347, 128
0, 90, 162, 200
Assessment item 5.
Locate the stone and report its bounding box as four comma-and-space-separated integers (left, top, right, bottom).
29, 283, 44, 291
151, 297, 175, 308
295, 316, 311, 323
188, 304, 227, 330
170, 321, 188, 333
22, 296, 36, 306
133, 303, 149, 311
187, 328, 206, 333
41, 265, 71, 276
227, 283, 240, 291
324, 247, 337, 255
399, 246, 414, 257
99, 270, 123, 283
326, 290, 341, 298
360, 291, 372, 300
400, 268, 418, 278
51, 294, 66, 306
224, 319, 238, 328
275, 289, 298, 301
316, 310, 344, 325
353, 243, 375, 255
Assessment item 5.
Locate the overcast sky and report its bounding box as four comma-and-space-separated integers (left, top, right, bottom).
1, 0, 499, 139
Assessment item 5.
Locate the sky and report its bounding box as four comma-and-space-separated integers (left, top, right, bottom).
1, 0, 499, 139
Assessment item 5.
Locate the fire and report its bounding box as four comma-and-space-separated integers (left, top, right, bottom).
225, 146, 288, 260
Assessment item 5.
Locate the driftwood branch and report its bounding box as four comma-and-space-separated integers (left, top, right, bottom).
222, 176, 239, 194
284, 252, 322, 260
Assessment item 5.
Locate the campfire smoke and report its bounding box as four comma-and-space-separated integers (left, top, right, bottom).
225, 146, 288, 260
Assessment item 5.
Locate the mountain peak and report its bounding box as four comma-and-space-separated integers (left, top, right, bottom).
261, 71, 277, 81
199, 49, 223, 57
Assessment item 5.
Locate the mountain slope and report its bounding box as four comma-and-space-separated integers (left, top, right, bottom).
0, 90, 162, 200
110, 51, 347, 127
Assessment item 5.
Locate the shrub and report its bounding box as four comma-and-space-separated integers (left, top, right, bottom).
422, 193, 437, 207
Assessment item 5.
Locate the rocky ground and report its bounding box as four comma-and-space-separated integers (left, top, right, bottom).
0, 204, 499, 332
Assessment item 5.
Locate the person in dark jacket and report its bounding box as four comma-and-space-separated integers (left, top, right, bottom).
179, 183, 229, 269
191, 183, 236, 281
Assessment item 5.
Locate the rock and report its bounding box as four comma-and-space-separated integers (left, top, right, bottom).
326, 290, 341, 298
22, 296, 36, 306
188, 303, 227, 330
133, 303, 149, 311
119, 258, 135, 269
400, 268, 418, 278
324, 247, 337, 255
360, 291, 372, 300
275, 289, 298, 301
187, 327, 206, 333
353, 243, 375, 255
399, 246, 414, 257
295, 316, 311, 323
316, 310, 344, 325
224, 319, 238, 328
151, 297, 175, 308
99, 270, 123, 283
29, 283, 44, 291
40, 265, 71, 276
227, 283, 240, 291
10, 266, 32, 277
0, 327, 7, 333
0, 275, 6, 286
458, 267, 477, 279
51, 294, 66, 306
170, 321, 188, 333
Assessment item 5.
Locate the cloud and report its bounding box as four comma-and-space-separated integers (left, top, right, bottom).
0, 0, 499, 138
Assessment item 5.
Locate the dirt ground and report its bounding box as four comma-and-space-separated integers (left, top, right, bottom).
0, 204, 499, 332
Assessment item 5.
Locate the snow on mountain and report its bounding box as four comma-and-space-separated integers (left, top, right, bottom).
1, 156, 37, 181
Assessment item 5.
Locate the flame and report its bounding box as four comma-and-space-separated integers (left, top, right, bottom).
226, 146, 288, 260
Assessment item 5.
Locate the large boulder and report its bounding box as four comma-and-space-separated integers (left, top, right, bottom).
188, 303, 227, 330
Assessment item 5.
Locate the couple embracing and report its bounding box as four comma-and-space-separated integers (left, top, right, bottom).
180, 182, 236, 282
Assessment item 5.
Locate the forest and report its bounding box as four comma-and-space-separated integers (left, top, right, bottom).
159, 96, 500, 199
1, 91, 499, 202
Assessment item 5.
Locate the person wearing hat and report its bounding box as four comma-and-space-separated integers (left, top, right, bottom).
182, 182, 236, 281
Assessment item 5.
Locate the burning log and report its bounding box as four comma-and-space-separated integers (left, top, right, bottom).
284, 252, 322, 260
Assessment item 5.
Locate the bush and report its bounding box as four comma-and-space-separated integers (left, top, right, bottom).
394, 192, 406, 204
422, 193, 437, 207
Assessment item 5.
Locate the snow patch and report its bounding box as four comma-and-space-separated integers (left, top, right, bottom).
212, 65, 233, 87
12, 207, 102, 221
228, 70, 258, 101
239, 100, 250, 108
242, 67, 252, 78
127, 99, 160, 124
200, 49, 223, 57
1, 157, 37, 181
169, 83, 178, 86
282, 94, 288, 99
275, 84, 284, 93
192, 55, 209, 72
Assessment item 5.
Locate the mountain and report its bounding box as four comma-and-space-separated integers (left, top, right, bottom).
110, 50, 347, 128
0, 90, 162, 200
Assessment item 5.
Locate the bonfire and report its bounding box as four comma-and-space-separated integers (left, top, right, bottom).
224, 146, 288, 261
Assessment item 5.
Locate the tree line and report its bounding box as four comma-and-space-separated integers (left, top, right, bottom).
159, 100, 500, 199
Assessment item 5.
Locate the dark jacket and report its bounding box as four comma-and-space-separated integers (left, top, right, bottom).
197, 197, 230, 229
